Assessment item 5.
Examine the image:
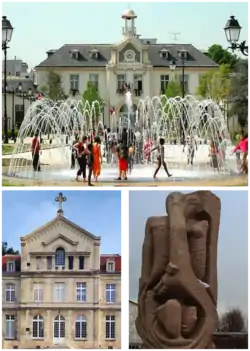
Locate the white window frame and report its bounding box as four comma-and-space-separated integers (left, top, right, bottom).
117, 75, 126, 90
5, 284, 15, 302
75, 315, 87, 339
70, 74, 79, 90
76, 282, 86, 301
106, 260, 115, 272
105, 315, 116, 340
89, 74, 99, 90
7, 261, 15, 272
34, 283, 43, 303
5, 315, 15, 339
54, 283, 65, 302
32, 315, 44, 339
160, 75, 169, 93
106, 284, 116, 303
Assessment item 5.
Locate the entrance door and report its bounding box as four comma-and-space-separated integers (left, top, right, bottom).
53, 315, 65, 345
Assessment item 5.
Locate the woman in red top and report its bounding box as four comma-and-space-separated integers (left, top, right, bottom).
233, 133, 248, 174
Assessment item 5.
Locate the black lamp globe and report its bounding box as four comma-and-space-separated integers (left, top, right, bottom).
2, 16, 13, 46
224, 15, 241, 44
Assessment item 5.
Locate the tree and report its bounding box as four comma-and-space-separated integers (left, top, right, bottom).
2, 242, 19, 256
218, 308, 247, 332
229, 59, 248, 133
82, 81, 104, 129
205, 44, 239, 69
165, 76, 183, 98
39, 71, 67, 101
196, 64, 232, 103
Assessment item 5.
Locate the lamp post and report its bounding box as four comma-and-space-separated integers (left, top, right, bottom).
170, 52, 186, 144
2, 16, 14, 143
224, 16, 248, 56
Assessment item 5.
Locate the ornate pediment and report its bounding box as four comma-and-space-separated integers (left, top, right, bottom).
42, 234, 78, 247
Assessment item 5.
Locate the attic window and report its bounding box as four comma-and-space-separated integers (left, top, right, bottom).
7, 261, 15, 272
178, 49, 188, 59
160, 49, 169, 59
106, 260, 115, 272
90, 49, 99, 59
71, 49, 79, 60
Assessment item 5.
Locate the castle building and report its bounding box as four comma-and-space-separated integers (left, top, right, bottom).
2, 193, 121, 349
35, 9, 218, 126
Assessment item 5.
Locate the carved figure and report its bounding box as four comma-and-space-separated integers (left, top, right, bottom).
136, 191, 221, 349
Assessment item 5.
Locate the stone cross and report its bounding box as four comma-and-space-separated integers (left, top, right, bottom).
55, 192, 67, 213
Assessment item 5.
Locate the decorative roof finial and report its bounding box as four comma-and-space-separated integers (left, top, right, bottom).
55, 192, 67, 216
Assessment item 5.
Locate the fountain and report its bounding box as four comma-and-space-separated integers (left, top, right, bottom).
5, 94, 240, 183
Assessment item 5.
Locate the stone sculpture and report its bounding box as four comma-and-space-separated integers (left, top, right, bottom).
136, 191, 221, 349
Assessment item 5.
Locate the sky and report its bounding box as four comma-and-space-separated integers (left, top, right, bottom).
2, 2, 248, 69
2, 190, 121, 254
129, 190, 248, 316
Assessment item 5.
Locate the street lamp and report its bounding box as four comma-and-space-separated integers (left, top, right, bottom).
224, 16, 250, 128
224, 16, 248, 56
170, 52, 186, 144
2, 16, 14, 143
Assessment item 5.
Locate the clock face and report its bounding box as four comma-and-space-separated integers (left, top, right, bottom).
124, 50, 135, 62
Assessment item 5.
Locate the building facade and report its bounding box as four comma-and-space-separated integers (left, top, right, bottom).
2, 74, 38, 131
2, 205, 121, 349
35, 9, 218, 126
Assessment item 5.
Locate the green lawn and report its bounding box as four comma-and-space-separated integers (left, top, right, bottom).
2, 144, 15, 154
2, 180, 26, 186
0, 182, 26, 189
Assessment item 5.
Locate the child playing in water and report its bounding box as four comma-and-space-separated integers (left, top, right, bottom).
150, 138, 172, 178
128, 143, 134, 172
209, 140, 219, 172
110, 141, 117, 166
116, 142, 129, 180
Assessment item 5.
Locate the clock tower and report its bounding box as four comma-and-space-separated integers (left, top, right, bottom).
122, 9, 137, 38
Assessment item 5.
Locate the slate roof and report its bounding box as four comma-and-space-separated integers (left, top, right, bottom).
36, 43, 218, 69
2, 77, 36, 93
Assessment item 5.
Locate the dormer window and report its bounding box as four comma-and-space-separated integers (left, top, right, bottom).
106, 260, 115, 272
160, 49, 169, 59
90, 49, 99, 59
7, 261, 15, 272
178, 49, 188, 60
70, 49, 79, 60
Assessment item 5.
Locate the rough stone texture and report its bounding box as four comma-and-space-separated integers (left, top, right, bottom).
136, 191, 221, 349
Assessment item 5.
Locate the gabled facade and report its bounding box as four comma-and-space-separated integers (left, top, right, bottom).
35, 9, 218, 126
2, 211, 121, 349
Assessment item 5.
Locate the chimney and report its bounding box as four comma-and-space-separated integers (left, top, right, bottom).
46, 50, 56, 58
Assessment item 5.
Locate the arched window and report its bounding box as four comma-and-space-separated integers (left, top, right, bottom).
32, 315, 44, 338
75, 315, 87, 339
55, 248, 65, 266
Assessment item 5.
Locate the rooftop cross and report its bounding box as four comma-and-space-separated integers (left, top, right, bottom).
55, 192, 67, 215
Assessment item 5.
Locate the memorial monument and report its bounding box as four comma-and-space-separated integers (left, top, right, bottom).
136, 191, 221, 349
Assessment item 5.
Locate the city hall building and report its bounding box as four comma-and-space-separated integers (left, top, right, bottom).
35, 9, 218, 126
2, 195, 121, 349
